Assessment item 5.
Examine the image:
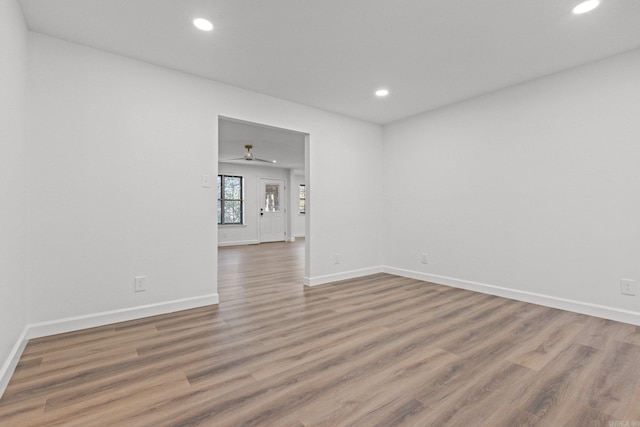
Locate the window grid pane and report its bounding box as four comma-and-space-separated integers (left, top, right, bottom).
218, 175, 243, 225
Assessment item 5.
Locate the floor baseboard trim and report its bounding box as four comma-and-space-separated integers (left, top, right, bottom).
305, 266, 383, 287
218, 240, 259, 247
26, 293, 220, 340
0, 326, 29, 399
383, 266, 640, 326
1, 294, 219, 398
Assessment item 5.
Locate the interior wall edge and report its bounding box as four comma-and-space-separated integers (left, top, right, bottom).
0, 325, 29, 400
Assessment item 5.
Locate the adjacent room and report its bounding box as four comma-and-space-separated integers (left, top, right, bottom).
217, 117, 307, 249
1, 0, 640, 425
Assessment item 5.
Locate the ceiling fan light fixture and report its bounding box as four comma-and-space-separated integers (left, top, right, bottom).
572, 0, 600, 14
234, 145, 276, 163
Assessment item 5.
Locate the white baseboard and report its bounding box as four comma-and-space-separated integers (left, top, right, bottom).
26, 293, 219, 340
294, 234, 305, 238
0, 326, 29, 399
0, 293, 219, 399
383, 266, 640, 326
305, 266, 383, 287
218, 240, 259, 247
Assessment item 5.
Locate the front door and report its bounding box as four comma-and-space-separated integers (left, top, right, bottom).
259, 179, 285, 243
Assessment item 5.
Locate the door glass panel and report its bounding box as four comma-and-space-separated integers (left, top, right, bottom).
264, 184, 280, 212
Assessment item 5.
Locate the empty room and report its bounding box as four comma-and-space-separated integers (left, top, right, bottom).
1, 0, 640, 425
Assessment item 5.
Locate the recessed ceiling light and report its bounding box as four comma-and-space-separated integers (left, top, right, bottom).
193, 18, 214, 31
572, 0, 600, 14
375, 89, 389, 97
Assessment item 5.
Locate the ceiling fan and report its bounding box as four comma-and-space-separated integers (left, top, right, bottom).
228, 145, 276, 163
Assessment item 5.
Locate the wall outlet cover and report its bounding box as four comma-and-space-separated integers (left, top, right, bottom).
135, 276, 147, 292
621, 278, 635, 296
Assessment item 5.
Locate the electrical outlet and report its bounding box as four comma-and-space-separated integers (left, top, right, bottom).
421, 253, 428, 264
621, 279, 635, 296
135, 276, 147, 292
333, 253, 341, 265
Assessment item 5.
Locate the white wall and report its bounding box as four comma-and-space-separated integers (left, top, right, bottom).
217, 163, 289, 246
0, 0, 29, 393
26, 33, 383, 329
383, 48, 640, 324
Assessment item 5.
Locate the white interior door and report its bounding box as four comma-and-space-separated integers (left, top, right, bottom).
259, 178, 285, 243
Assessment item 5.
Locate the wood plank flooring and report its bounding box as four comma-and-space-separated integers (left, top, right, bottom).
2, 238, 640, 426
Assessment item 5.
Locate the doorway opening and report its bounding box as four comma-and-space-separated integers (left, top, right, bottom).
217, 116, 309, 289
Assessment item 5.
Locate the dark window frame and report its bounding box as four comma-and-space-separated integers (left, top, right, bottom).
218, 175, 244, 225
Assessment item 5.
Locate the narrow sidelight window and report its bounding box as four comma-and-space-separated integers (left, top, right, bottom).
299, 184, 306, 214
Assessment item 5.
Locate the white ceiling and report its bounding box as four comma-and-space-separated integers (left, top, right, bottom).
219, 118, 305, 171
19, 0, 640, 124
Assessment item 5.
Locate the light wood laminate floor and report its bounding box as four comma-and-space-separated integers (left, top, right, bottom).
2, 239, 640, 426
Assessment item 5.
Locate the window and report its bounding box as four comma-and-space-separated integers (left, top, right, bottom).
218, 175, 243, 224
299, 184, 306, 214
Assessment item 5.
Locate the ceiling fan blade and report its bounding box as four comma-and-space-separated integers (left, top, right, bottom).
254, 158, 276, 163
